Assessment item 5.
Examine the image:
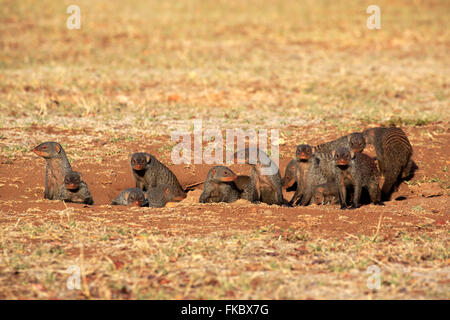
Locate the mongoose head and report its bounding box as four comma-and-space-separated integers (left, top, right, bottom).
64, 171, 81, 190
282, 162, 296, 189
125, 189, 147, 207
131, 153, 151, 171
33, 142, 63, 159
333, 147, 355, 167
295, 144, 313, 161
313, 186, 325, 205
210, 166, 238, 183
164, 185, 186, 202
349, 133, 366, 153
362, 128, 376, 145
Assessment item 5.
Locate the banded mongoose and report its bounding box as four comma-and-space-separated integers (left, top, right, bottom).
33, 141, 72, 200
292, 144, 328, 206
312, 181, 339, 205
312, 133, 367, 183
147, 184, 186, 208
234, 148, 285, 205
111, 188, 148, 207
59, 171, 94, 205
363, 127, 413, 200
333, 147, 383, 209
282, 159, 299, 191
199, 166, 241, 203
130, 152, 185, 197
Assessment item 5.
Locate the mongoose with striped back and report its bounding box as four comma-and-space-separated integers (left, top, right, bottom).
130, 152, 186, 198
147, 184, 187, 207
363, 127, 413, 200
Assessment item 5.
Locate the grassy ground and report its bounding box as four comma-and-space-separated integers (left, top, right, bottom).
0, 0, 448, 299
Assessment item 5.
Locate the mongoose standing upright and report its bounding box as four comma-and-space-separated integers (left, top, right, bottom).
363, 127, 413, 200
291, 144, 327, 206
333, 147, 383, 209
147, 184, 186, 208
312, 133, 367, 183
33, 142, 72, 200
294, 133, 366, 206
130, 152, 185, 197
199, 166, 241, 203
111, 188, 148, 207
59, 171, 94, 205
234, 148, 285, 205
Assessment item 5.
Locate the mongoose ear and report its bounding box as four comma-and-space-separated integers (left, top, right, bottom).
165, 187, 170, 195
350, 151, 355, 159
54, 144, 61, 153
311, 147, 315, 154
347, 135, 351, 143
331, 150, 335, 158
123, 191, 130, 201
145, 154, 151, 163
211, 168, 216, 176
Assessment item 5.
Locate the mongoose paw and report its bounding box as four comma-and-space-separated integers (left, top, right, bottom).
340, 205, 348, 210
374, 201, 385, 206
349, 204, 360, 210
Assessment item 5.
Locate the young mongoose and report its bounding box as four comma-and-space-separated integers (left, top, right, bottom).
234, 148, 285, 205
147, 184, 186, 208
312, 181, 339, 205
333, 147, 383, 209
199, 166, 241, 203
33, 141, 72, 200
282, 159, 299, 191
111, 188, 148, 207
232, 175, 253, 201
59, 171, 94, 205
130, 152, 185, 197
363, 127, 413, 200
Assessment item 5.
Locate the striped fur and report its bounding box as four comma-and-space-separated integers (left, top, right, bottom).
363, 127, 413, 200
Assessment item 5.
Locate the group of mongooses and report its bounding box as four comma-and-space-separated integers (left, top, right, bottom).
32, 126, 414, 210
33, 143, 187, 208
281, 127, 414, 209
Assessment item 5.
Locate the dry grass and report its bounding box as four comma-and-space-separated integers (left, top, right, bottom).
0, 208, 448, 299
0, 0, 448, 299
